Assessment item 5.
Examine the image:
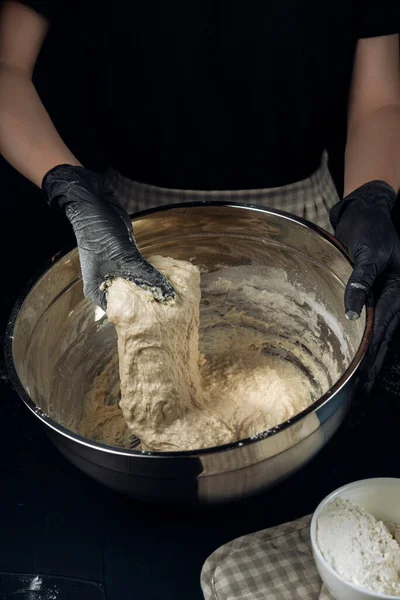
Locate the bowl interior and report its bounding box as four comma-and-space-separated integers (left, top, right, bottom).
10, 204, 367, 450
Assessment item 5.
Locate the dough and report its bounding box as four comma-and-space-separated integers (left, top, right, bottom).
100, 256, 337, 452
106, 256, 236, 451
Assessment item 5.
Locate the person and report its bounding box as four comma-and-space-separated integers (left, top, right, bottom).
0, 1, 400, 389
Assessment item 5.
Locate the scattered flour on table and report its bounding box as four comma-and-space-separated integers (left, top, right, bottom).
317, 497, 400, 596
79, 256, 347, 451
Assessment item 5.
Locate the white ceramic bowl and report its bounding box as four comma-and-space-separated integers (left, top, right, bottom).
310, 478, 400, 600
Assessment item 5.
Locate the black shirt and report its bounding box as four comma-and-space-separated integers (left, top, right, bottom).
14, 1, 400, 189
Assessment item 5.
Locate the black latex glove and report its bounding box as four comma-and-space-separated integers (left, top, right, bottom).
42, 164, 175, 310
330, 180, 400, 389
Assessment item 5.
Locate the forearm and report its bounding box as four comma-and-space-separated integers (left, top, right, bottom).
344, 103, 400, 197
0, 64, 81, 187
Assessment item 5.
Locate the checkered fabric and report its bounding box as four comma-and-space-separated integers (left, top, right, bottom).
201, 515, 334, 600
105, 152, 339, 233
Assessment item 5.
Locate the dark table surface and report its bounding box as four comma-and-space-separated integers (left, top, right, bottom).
1, 326, 400, 600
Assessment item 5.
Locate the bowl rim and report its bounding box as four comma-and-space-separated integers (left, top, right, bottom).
310, 477, 400, 600
5, 200, 374, 459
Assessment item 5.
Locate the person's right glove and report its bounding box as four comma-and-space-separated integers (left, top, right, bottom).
42, 164, 175, 310
330, 180, 400, 390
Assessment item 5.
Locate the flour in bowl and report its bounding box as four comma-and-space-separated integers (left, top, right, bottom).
317, 497, 400, 596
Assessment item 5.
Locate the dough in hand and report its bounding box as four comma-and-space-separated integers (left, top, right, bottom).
104, 256, 330, 453
106, 256, 236, 451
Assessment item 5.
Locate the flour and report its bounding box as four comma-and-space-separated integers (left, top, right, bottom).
317, 497, 400, 596
79, 256, 347, 451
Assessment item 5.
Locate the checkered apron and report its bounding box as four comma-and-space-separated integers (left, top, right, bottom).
201, 515, 334, 600
105, 151, 339, 233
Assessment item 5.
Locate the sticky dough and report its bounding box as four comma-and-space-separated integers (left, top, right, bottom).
106, 257, 235, 451
99, 255, 335, 452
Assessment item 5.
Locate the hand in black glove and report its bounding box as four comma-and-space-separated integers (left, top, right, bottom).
43, 164, 175, 310
330, 180, 400, 389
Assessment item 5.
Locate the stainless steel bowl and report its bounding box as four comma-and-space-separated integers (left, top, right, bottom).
6, 203, 372, 504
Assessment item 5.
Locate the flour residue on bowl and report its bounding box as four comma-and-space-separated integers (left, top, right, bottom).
78, 259, 350, 451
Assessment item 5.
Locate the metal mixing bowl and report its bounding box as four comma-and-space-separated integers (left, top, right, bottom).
6, 203, 372, 504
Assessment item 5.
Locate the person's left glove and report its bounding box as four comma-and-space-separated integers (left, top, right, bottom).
42, 164, 175, 310
330, 180, 400, 390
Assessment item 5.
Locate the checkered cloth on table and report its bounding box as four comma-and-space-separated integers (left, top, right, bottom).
201, 515, 334, 600
105, 151, 338, 233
